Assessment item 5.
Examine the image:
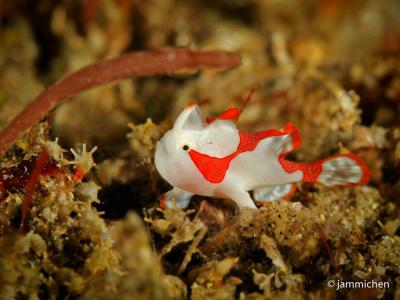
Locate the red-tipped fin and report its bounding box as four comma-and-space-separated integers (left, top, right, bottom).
206, 108, 240, 124
186, 101, 197, 108
266, 123, 302, 156
218, 108, 241, 120
206, 87, 256, 124
282, 123, 301, 152
316, 154, 370, 187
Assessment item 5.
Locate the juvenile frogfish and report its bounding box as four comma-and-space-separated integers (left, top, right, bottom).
155, 103, 370, 209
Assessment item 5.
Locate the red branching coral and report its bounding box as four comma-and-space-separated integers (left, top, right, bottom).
0, 155, 61, 202
19, 148, 50, 232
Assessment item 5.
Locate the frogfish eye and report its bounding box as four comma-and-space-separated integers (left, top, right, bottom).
182, 145, 190, 151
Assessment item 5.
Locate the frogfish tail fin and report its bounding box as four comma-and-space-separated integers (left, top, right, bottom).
312, 154, 370, 187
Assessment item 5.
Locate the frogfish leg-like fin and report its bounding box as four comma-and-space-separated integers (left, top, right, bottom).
160, 187, 194, 209
230, 190, 257, 209
253, 183, 296, 205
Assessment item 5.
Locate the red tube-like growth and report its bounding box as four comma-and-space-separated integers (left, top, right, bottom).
0, 49, 240, 155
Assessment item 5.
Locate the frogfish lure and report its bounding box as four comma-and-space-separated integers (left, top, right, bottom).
155, 102, 370, 209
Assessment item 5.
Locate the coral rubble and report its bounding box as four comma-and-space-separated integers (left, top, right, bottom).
0, 0, 399, 299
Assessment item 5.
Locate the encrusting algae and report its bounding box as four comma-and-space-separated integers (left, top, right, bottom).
0, 0, 399, 299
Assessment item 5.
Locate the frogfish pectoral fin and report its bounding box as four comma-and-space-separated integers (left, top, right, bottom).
253, 183, 296, 205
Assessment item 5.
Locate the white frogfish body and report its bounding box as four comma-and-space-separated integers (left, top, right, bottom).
155, 103, 370, 209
